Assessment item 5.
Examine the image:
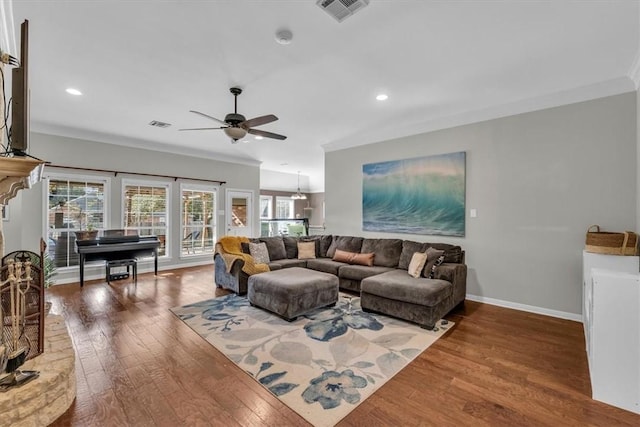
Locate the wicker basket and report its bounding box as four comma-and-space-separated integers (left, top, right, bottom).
585, 225, 639, 256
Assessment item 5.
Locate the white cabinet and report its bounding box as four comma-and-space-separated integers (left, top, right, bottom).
582, 251, 640, 414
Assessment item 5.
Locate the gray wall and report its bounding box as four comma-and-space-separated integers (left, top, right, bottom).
325, 92, 637, 317
637, 86, 640, 232
4, 132, 260, 283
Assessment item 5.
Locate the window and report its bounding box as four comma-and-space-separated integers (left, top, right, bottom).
123, 181, 168, 256
275, 197, 294, 219
260, 195, 272, 219
181, 185, 216, 256
46, 176, 107, 268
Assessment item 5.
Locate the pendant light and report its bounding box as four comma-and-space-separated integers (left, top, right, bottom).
291, 171, 307, 200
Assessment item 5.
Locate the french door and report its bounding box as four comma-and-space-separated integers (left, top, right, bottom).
225, 189, 254, 237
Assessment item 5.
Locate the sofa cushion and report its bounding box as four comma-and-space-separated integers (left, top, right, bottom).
398, 240, 429, 270
338, 265, 395, 282
432, 263, 466, 286
427, 243, 464, 264
241, 242, 251, 254
408, 252, 428, 278
249, 242, 270, 264
423, 248, 445, 278
361, 238, 403, 267
327, 236, 364, 258
297, 241, 316, 259
316, 235, 333, 258
333, 249, 374, 266
361, 270, 452, 307
259, 237, 287, 261
269, 258, 307, 269
306, 258, 348, 276
283, 236, 299, 259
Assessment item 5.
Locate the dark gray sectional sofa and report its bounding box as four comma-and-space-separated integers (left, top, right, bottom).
213, 234, 466, 329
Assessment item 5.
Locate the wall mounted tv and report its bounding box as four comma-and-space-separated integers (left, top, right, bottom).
10, 19, 29, 156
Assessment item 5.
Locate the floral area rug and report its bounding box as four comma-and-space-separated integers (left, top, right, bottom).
171, 293, 453, 427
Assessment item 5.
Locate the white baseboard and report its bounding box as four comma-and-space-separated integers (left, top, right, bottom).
51, 259, 213, 286
466, 294, 582, 322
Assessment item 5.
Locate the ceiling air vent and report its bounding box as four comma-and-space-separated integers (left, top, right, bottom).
148, 120, 171, 128
316, 0, 370, 23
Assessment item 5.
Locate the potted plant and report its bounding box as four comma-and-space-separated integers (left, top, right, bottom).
74, 209, 98, 241
43, 252, 57, 314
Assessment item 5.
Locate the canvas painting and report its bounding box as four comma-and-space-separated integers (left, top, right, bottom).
362, 151, 466, 236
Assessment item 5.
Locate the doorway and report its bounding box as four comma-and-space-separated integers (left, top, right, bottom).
225, 189, 254, 237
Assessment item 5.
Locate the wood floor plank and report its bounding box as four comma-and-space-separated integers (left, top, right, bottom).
45, 265, 640, 426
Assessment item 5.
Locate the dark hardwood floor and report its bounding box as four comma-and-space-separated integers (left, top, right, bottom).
46, 265, 640, 426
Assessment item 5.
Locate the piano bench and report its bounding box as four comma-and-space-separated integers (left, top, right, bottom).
106, 259, 137, 284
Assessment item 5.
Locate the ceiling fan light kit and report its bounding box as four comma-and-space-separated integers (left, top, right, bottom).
180, 87, 287, 142
224, 127, 247, 141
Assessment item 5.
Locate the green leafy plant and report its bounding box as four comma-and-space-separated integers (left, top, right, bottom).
43, 252, 57, 288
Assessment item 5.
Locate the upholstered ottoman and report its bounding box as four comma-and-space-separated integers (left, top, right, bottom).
248, 267, 339, 321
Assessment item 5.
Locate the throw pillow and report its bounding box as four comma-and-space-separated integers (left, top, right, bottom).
428, 254, 445, 278
249, 242, 270, 264
332, 249, 375, 266
423, 247, 445, 278
407, 251, 428, 278
352, 252, 375, 266
297, 241, 316, 259
326, 236, 364, 258
299, 237, 320, 258
332, 249, 353, 263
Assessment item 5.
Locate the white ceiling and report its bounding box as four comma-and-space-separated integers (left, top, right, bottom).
6, 0, 640, 192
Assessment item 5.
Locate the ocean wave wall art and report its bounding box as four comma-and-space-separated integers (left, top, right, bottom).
362, 151, 466, 236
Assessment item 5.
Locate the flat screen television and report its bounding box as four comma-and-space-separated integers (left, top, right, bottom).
10, 19, 29, 156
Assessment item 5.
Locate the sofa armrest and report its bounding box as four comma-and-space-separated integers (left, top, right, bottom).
434, 263, 467, 304
214, 253, 249, 294
214, 252, 246, 273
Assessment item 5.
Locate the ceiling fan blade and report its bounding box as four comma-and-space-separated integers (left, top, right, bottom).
179, 127, 227, 131
241, 114, 278, 129
189, 110, 228, 126
247, 128, 287, 140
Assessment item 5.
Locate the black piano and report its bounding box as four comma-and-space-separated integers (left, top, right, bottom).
75, 234, 160, 287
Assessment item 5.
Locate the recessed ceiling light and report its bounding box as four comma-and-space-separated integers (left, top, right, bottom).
376, 94, 388, 101
242, 140, 250, 143
275, 29, 293, 45
255, 135, 264, 140
66, 88, 82, 96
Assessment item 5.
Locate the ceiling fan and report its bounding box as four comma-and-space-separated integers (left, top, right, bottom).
180, 87, 287, 143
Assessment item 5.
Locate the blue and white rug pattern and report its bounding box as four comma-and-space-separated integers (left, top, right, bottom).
171, 294, 452, 427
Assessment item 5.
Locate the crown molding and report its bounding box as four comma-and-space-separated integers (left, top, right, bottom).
30, 122, 262, 167
323, 77, 635, 153
628, 49, 640, 90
